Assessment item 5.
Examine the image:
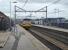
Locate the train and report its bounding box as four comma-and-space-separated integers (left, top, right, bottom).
0, 11, 14, 31
20, 18, 32, 29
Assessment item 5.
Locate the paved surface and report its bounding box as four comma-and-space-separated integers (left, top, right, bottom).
0, 25, 50, 50
32, 25, 68, 50
33, 24, 68, 33
0, 31, 10, 47
0, 35, 15, 50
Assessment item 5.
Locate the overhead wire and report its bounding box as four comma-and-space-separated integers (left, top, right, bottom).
23, 0, 29, 8
15, 0, 29, 11
53, 0, 61, 4
36, 0, 61, 11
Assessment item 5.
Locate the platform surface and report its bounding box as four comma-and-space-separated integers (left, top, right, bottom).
17, 25, 50, 50
33, 24, 68, 33
0, 31, 10, 47
0, 25, 50, 50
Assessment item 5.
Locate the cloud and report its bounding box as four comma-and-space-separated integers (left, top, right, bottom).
0, 0, 68, 19
0, 0, 2, 2
17, 0, 53, 3
17, 0, 68, 6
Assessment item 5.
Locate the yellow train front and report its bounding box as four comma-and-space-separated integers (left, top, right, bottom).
20, 19, 32, 29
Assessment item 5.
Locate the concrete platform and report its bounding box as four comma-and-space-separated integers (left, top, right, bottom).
0, 25, 50, 50
33, 24, 68, 33
0, 31, 10, 48
32, 24, 68, 50
17, 25, 50, 50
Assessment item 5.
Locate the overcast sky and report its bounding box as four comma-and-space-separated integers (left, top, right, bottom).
0, 0, 68, 19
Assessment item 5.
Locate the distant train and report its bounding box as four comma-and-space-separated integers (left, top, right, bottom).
0, 11, 14, 31
20, 19, 32, 29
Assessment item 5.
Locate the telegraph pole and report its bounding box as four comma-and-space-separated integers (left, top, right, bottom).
46, 6, 47, 19
46, 6, 48, 25
58, 9, 60, 17
54, 9, 57, 17
55, 9, 63, 17
15, 5, 16, 26
14, 5, 17, 33
13, 2, 17, 33
10, 1, 12, 31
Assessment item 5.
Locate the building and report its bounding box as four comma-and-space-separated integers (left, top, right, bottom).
32, 17, 66, 25
0, 11, 11, 30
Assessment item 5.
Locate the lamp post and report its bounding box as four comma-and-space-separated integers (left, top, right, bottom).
45, 1, 48, 25
10, 0, 12, 31
13, 2, 17, 26
14, 5, 16, 26
13, 2, 17, 33
10, 1, 17, 33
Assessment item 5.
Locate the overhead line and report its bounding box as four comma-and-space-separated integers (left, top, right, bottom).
53, 0, 61, 4
16, 6, 26, 11
36, 0, 61, 11
37, 6, 46, 11
23, 0, 29, 8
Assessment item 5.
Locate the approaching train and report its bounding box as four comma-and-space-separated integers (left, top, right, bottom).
20, 18, 32, 29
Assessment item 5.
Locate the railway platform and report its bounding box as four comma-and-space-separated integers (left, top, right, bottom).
0, 25, 50, 50
31, 24, 68, 50
32, 24, 68, 33
0, 31, 10, 48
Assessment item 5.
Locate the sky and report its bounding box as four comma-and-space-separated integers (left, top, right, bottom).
0, 0, 68, 19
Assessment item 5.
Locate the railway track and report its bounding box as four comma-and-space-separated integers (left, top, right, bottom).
27, 26, 68, 50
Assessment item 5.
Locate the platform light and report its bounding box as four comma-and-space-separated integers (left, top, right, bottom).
10, 0, 18, 33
